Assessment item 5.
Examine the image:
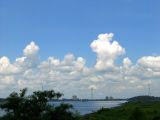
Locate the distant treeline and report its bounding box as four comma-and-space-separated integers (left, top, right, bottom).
128, 96, 160, 102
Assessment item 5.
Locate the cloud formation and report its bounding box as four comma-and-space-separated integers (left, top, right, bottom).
138, 56, 160, 71
0, 56, 19, 74
0, 33, 160, 98
23, 41, 39, 57
90, 33, 125, 70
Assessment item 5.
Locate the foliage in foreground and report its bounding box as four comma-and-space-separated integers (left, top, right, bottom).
0, 88, 76, 120
78, 101, 160, 120
1, 89, 160, 120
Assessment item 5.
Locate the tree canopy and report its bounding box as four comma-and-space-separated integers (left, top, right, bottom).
0, 88, 76, 120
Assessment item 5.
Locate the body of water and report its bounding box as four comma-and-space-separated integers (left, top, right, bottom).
50, 100, 126, 115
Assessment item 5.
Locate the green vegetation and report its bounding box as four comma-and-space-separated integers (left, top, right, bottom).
78, 101, 160, 120
128, 96, 160, 102
0, 88, 77, 120
1, 89, 160, 120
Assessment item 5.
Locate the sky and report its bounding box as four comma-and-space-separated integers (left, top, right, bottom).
0, 0, 160, 98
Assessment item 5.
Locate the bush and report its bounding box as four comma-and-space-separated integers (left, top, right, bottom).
152, 116, 160, 120
129, 107, 147, 120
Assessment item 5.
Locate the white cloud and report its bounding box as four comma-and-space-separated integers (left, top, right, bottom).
0, 76, 15, 85
19, 42, 40, 69
138, 56, 160, 71
0, 56, 19, 74
123, 57, 132, 68
62, 54, 75, 65
75, 57, 86, 71
90, 33, 125, 71
23, 41, 39, 57
0, 34, 160, 98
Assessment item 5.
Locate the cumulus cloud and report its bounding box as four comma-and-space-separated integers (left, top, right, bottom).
123, 57, 132, 68
23, 41, 39, 57
138, 56, 160, 71
0, 33, 160, 98
0, 56, 19, 74
90, 33, 125, 70
20, 42, 40, 68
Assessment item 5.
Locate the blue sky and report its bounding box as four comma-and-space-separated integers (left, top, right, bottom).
0, 0, 160, 98
0, 0, 160, 64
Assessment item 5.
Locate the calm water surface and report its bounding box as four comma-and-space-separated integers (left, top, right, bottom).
50, 100, 126, 115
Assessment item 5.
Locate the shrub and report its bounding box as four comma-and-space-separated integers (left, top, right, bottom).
129, 107, 147, 120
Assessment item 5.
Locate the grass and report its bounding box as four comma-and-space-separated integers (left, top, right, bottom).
77, 101, 160, 120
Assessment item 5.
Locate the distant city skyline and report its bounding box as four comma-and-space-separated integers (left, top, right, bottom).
0, 0, 160, 98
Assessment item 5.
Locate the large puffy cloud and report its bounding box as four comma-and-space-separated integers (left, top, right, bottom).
0, 33, 160, 98
15, 42, 40, 69
90, 33, 125, 70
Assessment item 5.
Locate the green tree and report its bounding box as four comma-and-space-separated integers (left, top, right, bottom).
0, 88, 75, 120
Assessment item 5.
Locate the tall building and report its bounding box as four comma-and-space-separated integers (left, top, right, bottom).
72, 95, 78, 100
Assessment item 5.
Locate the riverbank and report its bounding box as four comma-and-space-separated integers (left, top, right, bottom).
78, 101, 160, 120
